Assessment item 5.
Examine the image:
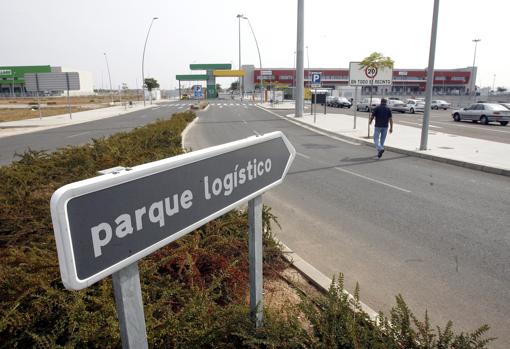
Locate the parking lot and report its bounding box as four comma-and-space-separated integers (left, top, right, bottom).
315, 105, 510, 144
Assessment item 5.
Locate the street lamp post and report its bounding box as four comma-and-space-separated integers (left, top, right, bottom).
471, 38, 481, 102
142, 17, 158, 106
103, 53, 114, 105
242, 16, 263, 103
295, 0, 304, 117
237, 14, 244, 100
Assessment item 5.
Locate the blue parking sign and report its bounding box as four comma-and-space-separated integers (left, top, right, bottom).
311, 72, 321, 87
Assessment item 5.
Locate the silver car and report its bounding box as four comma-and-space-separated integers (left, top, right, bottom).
356, 97, 381, 112
431, 100, 451, 110
387, 99, 409, 113
452, 103, 509, 126
405, 99, 425, 114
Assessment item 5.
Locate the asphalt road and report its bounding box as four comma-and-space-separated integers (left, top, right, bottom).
312, 105, 510, 144
185, 103, 510, 348
0, 101, 193, 165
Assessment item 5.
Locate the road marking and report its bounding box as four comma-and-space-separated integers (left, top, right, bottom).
252, 129, 261, 136
398, 120, 442, 129
296, 152, 311, 159
256, 105, 361, 146
242, 120, 248, 124
433, 121, 510, 134
334, 167, 412, 193
219, 105, 223, 108
230, 103, 234, 106
67, 131, 91, 138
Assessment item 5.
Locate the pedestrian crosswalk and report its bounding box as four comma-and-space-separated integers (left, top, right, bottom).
163, 102, 257, 108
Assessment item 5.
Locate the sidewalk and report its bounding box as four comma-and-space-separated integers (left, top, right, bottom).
0, 101, 164, 138
272, 109, 510, 176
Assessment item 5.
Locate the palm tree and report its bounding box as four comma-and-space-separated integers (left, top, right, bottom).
360, 52, 394, 137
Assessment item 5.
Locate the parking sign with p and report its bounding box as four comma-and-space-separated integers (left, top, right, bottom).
311, 72, 321, 88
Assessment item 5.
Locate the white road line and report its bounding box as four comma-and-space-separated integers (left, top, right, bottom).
296, 152, 311, 159
398, 120, 442, 129
223, 103, 228, 106
256, 105, 361, 146
66, 131, 91, 138
334, 167, 412, 193
243, 120, 248, 124
230, 103, 234, 106
433, 121, 510, 134
219, 106, 223, 108
236, 103, 240, 106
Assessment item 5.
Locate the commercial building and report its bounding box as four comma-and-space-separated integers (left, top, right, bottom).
242, 65, 477, 97
0, 65, 94, 97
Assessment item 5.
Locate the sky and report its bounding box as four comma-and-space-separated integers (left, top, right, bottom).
2, 0, 509, 90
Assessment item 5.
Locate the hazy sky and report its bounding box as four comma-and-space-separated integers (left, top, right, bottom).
2, 0, 509, 90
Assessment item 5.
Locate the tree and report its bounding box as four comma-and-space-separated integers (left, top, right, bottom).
144, 78, 160, 104
360, 52, 394, 137
496, 86, 507, 93
216, 83, 222, 92
144, 78, 160, 92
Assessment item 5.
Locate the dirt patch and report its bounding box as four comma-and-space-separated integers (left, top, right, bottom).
0, 94, 142, 106
0, 107, 88, 122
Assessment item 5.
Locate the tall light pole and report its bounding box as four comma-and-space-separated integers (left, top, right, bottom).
295, 0, 304, 117
242, 16, 263, 103
306, 45, 310, 88
419, 0, 440, 151
142, 17, 158, 106
103, 52, 114, 105
237, 14, 245, 100
471, 38, 481, 101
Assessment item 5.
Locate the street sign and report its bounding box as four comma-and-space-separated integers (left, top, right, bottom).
260, 70, 272, 76
193, 85, 203, 98
311, 72, 321, 88
25, 72, 80, 92
51, 132, 295, 290
349, 62, 392, 86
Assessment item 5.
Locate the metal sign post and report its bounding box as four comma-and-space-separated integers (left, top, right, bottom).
65, 73, 72, 119
353, 86, 358, 129
248, 195, 263, 327
35, 73, 42, 120
112, 263, 148, 349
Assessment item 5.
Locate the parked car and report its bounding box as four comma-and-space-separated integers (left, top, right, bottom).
334, 97, 351, 108
431, 100, 451, 110
356, 98, 381, 112
405, 99, 425, 113
388, 97, 401, 101
387, 99, 409, 113
451, 103, 509, 126
499, 102, 510, 110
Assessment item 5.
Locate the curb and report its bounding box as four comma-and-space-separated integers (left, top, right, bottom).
278, 241, 379, 322
258, 106, 510, 177
180, 116, 199, 149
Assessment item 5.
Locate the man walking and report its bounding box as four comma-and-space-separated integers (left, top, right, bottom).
369, 98, 393, 158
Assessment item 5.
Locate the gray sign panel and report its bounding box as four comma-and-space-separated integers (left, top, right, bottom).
25, 72, 80, 91
51, 132, 295, 290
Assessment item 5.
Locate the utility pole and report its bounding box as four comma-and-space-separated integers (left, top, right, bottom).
471, 38, 481, 102
295, 0, 304, 117
237, 14, 244, 101
142, 17, 158, 106
419, 0, 440, 151
103, 53, 114, 105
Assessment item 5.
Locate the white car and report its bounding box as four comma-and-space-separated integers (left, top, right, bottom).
431, 100, 451, 110
406, 99, 425, 113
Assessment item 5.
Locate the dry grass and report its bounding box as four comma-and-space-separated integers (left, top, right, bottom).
0, 106, 91, 122
0, 94, 142, 106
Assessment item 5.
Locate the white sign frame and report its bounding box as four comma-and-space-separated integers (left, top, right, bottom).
51, 131, 295, 290
349, 62, 393, 86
